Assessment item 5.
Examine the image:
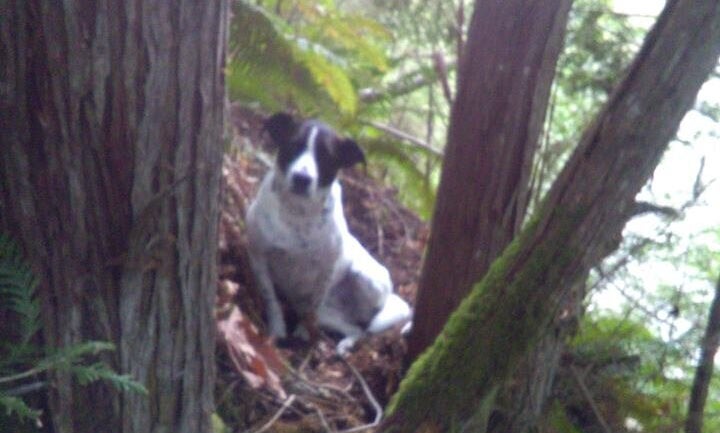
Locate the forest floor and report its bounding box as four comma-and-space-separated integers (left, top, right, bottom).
215, 105, 428, 433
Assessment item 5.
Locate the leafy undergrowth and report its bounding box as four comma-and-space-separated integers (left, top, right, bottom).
215, 105, 428, 432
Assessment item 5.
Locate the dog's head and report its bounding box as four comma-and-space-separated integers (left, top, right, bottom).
264, 112, 365, 198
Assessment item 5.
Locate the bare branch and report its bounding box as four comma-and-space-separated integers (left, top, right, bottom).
364, 120, 444, 157
570, 365, 614, 433
247, 394, 297, 433
338, 358, 382, 433
359, 58, 457, 104
631, 201, 681, 219
433, 51, 454, 105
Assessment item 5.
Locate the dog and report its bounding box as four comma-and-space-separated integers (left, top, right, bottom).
245, 112, 412, 354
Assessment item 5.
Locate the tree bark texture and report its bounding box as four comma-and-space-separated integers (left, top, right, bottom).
685, 275, 720, 433
488, 278, 585, 433
407, 0, 572, 361
381, 0, 720, 431
0, 1, 228, 433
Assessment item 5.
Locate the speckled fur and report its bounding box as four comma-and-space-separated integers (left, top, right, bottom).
246, 114, 412, 353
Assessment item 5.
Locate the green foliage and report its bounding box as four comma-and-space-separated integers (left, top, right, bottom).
548, 401, 582, 433
363, 137, 438, 219
0, 236, 40, 345
0, 395, 41, 423
228, 1, 395, 120
0, 234, 146, 427
531, 0, 644, 205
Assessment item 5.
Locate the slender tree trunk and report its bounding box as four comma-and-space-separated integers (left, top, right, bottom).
685, 275, 720, 433
381, 0, 720, 431
0, 1, 228, 432
407, 0, 572, 361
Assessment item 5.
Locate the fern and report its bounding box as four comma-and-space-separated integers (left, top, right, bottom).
0, 235, 147, 425
0, 395, 41, 422
0, 235, 40, 344
228, 2, 350, 118
363, 137, 438, 218
69, 362, 148, 395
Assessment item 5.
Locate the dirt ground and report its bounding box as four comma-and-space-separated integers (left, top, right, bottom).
215, 105, 428, 432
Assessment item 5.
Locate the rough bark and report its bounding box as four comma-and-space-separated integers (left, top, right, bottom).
0, 1, 228, 433
685, 275, 720, 433
489, 278, 585, 433
407, 0, 572, 361
381, 0, 720, 431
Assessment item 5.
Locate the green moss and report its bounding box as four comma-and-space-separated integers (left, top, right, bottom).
385, 208, 585, 431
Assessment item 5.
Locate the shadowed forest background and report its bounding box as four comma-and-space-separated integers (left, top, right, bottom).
1, 1, 720, 433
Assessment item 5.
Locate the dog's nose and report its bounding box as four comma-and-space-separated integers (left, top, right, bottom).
291, 173, 312, 194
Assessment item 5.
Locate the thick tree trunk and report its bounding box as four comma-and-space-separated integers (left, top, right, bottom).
490, 279, 585, 433
407, 0, 572, 361
381, 0, 720, 431
0, 1, 228, 433
685, 275, 720, 433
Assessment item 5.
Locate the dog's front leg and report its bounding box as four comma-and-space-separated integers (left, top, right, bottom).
248, 254, 287, 338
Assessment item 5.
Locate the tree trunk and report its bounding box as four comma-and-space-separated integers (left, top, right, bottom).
407, 0, 572, 361
0, 1, 228, 432
685, 275, 720, 433
381, 0, 720, 431
489, 278, 585, 433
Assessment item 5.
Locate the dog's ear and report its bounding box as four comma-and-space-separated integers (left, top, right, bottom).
336, 138, 365, 168
264, 112, 297, 146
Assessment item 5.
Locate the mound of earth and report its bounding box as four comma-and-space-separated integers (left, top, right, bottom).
215, 105, 428, 432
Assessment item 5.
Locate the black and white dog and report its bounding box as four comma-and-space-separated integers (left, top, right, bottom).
246, 113, 411, 354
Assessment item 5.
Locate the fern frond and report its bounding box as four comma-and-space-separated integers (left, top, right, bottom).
38, 341, 116, 371
0, 394, 41, 422
0, 235, 41, 344
69, 362, 148, 395
363, 138, 438, 218
228, 2, 357, 119
0, 342, 40, 373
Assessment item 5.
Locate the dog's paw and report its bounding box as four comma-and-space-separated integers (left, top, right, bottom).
336, 336, 359, 356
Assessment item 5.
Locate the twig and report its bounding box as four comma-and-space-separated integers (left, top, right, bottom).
359, 58, 457, 104
247, 394, 297, 433
298, 349, 314, 374
432, 51, 453, 105
569, 365, 613, 433
285, 359, 356, 400
364, 120, 443, 157
338, 358, 383, 433
315, 407, 333, 433
4, 381, 47, 396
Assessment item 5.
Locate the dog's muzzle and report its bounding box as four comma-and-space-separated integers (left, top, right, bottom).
291, 173, 312, 195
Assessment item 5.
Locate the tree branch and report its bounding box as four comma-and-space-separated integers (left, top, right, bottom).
685, 275, 720, 433
631, 201, 681, 218
359, 58, 457, 104
364, 120, 444, 157
569, 365, 614, 433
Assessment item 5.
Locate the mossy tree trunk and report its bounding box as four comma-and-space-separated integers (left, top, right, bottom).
381, 0, 720, 431
406, 1, 574, 429
407, 0, 572, 361
0, 1, 228, 432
